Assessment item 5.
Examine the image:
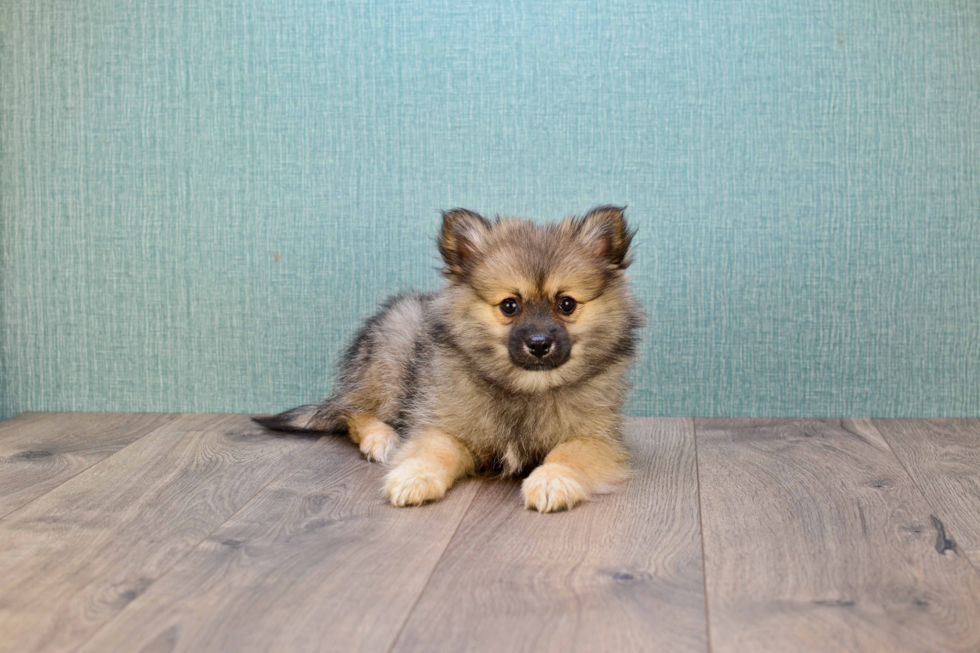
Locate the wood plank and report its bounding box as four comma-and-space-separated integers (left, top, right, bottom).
75, 434, 480, 653
874, 419, 980, 570
391, 418, 707, 653
0, 413, 316, 653
696, 418, 980, 653
0, 412, 175, 518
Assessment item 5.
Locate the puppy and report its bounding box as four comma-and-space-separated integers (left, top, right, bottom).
255, 206, 643, 512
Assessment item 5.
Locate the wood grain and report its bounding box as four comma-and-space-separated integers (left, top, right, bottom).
6, 413, 978, 653
0, 412, 175, 517
76, 434, 480, 653
874, 419, 980, 570
695, 418, 980, 652
391, 418, 707, 653
0, 414, 315, 653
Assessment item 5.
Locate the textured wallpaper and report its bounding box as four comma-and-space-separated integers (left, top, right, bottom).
1, 0, 978, 420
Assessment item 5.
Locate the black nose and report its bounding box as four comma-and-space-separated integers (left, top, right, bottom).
525, 334, 553, 359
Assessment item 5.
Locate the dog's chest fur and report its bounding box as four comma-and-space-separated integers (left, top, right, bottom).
427, 359, 622, 475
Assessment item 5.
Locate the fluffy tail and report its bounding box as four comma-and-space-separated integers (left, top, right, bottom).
252, 402, 346, 434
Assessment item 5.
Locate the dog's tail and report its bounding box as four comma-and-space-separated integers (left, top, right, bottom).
252, 401, 346, 435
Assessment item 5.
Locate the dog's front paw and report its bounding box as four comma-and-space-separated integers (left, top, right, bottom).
522, 463, 588, 513
385, 460, 448, 507
359, 422, 400, 464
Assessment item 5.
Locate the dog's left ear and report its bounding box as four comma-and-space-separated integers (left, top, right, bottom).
438, 208, 492, 278
578, 205, 634, 270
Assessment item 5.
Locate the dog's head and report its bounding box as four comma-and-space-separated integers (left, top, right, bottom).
437, 206, 643, 394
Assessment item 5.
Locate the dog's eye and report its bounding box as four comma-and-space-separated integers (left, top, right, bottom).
499, 297, 520, 317
557, 296, 577, 315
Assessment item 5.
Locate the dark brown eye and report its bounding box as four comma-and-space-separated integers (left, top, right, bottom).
499, 297, 520, 317
557, 296, 577, 315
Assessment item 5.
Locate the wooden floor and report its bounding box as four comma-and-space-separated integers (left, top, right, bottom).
0, 414, 978, 652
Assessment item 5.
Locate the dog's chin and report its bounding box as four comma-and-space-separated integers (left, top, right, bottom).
503, 360, 577, 394
514, 359, 563, 372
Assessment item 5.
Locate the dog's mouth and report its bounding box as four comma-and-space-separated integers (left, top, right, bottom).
515, 359, 564, 372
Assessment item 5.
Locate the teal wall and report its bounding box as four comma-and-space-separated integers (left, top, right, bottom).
2, 0, 979, 420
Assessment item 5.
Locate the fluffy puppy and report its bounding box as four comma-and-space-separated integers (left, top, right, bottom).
255, 206, 643, 512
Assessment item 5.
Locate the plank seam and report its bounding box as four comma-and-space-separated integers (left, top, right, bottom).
692, 417, 714, 653
384, 480, 482, 653
0, 413, 179, 522
872, 419, 980, 581
67, 431, 327, 653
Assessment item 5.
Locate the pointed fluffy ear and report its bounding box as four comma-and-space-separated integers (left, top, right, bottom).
577, 205, 635, 269
438, 208, 491, 277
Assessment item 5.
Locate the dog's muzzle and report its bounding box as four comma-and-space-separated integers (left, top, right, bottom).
508, 323, 570, 370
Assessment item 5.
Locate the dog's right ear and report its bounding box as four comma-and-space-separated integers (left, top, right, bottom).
438, 208, 491, 278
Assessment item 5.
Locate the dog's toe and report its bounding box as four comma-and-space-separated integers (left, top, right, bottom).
385, 462, 448, 507
359, 423, 399, 464
521, 463, 588, 513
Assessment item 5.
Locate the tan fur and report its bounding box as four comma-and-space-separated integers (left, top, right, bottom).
522, 437, 630, 512
258, 206, 643, 513
346, 412, 400, 464
385, 431, 475, 506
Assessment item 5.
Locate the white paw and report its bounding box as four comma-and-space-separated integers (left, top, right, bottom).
358, 423, 400, 464
522, 463, 588, 513
385, 461, 448, 507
